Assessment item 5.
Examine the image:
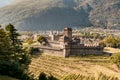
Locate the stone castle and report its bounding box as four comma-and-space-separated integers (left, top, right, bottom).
40, 27, 104, 57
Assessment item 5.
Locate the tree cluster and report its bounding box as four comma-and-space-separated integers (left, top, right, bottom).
0, 24, 57, 80
100, 35, 120, 48
0, 24, 32, 80
81, 32, 104, 39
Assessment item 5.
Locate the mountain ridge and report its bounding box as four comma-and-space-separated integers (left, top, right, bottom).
0, 0, 119, 30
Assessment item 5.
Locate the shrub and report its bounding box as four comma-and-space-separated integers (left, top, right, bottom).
19, 53, 31, 67
110, 53, 120, 67
48, 75, 58, 80
27, 38, 34, 45
27, 47, 40, 55
38, 72, 58, 80
0, 60, 33, 80
39, 72, 47, 80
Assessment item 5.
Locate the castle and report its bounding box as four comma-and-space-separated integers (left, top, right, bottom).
40, 27, 104, 57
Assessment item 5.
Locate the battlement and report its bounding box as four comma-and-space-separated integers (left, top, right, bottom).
63, 44, 103, 50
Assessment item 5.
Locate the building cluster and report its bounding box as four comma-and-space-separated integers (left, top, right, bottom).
19, 27, 104, 57
39, 27, 104, 57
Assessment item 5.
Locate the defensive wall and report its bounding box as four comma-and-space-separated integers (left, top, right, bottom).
39, 44, 104, 57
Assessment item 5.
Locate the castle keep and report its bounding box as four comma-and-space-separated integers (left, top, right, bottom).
40, 27, 104, 57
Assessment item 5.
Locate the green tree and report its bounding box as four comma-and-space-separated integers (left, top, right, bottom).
115, 37, 120, 48
0, 24, 33, 79
0, 26, 12, 60
100, 35, 120, 48
37, 35, 48, 45
27, 38, 34, 45
39, 72, 48, 80
5, 24, 23, 60
101, 35, 116, 47
5, 24, 31, 66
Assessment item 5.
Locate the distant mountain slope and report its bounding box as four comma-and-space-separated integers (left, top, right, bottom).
0, 0, 119, 30
89, 0, 120, 29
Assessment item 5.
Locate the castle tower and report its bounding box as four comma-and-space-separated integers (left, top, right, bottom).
49, 31, 54, 41
63, 27, 72, 39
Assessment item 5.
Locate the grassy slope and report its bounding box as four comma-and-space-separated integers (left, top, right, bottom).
104, 47, 120, 53
29, 54, 120, 79
0, 75, 18, 80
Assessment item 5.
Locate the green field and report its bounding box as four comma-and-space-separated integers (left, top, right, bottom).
0, 75, 18, 80
29, 54, 120, 79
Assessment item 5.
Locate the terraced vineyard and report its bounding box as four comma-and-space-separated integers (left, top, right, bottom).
62, 73, 120, 80
29, 54, 120, 79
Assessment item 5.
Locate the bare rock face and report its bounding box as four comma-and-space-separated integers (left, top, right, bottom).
0, 0, 119, 31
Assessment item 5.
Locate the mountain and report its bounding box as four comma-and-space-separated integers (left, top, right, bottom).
0, 0, 120, 31
89, 0, 120, 29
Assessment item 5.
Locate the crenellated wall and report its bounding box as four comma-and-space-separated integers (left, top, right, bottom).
63, 44, 104, 57
40, 44, 104, 58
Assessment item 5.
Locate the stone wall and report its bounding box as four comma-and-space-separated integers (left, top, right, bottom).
48, 41, 62, 48
64, 45, 104, 57
39, 44, 103, 57
70, 49, 103, 56
41, 47, 65, 57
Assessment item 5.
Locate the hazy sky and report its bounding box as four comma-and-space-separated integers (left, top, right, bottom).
0, 0, 14, 7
